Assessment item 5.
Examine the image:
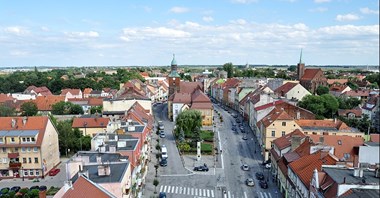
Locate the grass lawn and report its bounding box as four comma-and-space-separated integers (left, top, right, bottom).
200, 130, 214, 142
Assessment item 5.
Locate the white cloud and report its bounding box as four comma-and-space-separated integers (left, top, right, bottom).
231, 0, 258, 4
203, 16, 214, 22
169, 7, 189, 13
309, 7, 328, 12
64, 31, 100, 38
230, 19, 247, 25
336, 14, 360, 22
360, 7, 379, 15
121, 27, 191, 41
314, 0, 331, 3
41, 26, 50, 31
4, 26, 29, 36
9, 50, 29, 56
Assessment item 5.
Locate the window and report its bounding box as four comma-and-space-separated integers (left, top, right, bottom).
33, 147, 38, 152
21, 147, 26, 153
22, 137, 26, 142
35, 171, 40, 176
2, 148, 6, 152
271, 131, 275, 137
15, 147, 19, 152
312, 132, 317, 135
24, 171, 28, 176
0, 138, 3, 143
344, 153, 350, 159
29, 170, 34, 176
282, 131, 286, 136
26, 137, 30, 142
31, 137, 35, 142
28, 158, 32, 163
11, 137, 15, 142
23, 158, 27, 163
2, 158, 7, 163
27, 147, 31, 152
282, 122, 286, 126
333, 133, 337, 135
34, 158, 38, 163
304, 132, 308, 135
338, 140, 342, 145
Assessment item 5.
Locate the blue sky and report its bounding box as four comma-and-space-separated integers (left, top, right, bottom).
0, 0, 379, 67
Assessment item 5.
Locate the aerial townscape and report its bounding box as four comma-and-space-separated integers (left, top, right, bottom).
0, 1, 379, 198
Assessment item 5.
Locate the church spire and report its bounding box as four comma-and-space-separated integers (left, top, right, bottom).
299, 49, 303, 64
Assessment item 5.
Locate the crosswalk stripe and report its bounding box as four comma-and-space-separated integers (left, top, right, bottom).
175, 186, 178, 194
228, 191, 231, 198
264, 192, 269, 198
195, 188, 198, 196
269, 193, 273, 198
171, 186, 175, 193
199, 188, 202, 196
167, 186, 171, 193
191, 188, 194, 195
207, 189, 210, 197
187, 187, 190, 194
211, 190, 214, 197
204, 189, 206, 197
260, 192, 263, 198
244, 191, 247, 198
159, 185, 163, 192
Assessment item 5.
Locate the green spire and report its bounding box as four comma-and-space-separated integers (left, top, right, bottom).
299, 49, 303, 64
171, 53, 177, 66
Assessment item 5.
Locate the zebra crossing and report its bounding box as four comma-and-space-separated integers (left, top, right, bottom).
158, 185, 273, 198
159, 185, 215, 197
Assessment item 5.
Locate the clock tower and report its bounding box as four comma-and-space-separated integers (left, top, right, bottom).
168, 54, 181, 96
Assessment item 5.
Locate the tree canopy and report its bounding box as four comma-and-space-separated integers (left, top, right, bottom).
51, 101, 84, 115
316, 85, 330, 95
20, 101, 38, 116
0, 105, 16, 117
298, 94, 339, 119
223, 62, 234, 78
175, 110, 202, 141
56, 119, 91, 156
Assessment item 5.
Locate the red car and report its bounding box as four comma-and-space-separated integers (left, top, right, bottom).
48, 168, 60, 176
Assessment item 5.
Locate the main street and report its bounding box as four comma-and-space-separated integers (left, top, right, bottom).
144, 102, 280, 198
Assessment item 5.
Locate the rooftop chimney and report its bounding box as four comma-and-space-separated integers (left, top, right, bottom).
319, 136, 324, 144
291, 135, 302, 151
11, 118, 17, 128
98, 164, 111, 176
96, 156, 102, 164
22, 117, 28, 126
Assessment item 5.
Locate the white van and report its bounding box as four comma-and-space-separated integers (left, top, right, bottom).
161, 145, 168, 159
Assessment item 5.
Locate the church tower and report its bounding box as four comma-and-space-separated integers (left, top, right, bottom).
297, 49, 305, 80
168, 54, 181, 96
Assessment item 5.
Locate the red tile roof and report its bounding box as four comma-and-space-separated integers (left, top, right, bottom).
308, 134, 363, 161
191, 89, 211, 103
172, 93, 191, 103
61, 89, 81, 96
301, 68, 323, 80
191, 102, 213, 109
295, 119, 351, 131
0, 116, 49, 147
273, 129, 306, 150
327, 79, 348, 85
329, 85, 350, 93
289, 151, 337, 187
33, 95, 66, 111
343, 90, 370, 97
254, 100, 284, 111
274, 82, 298, 96
338, 108, 362, 118
0, 93, 13, 103
179, 81, 203, 94
88, 98, 103, 106
83, 88, 93, 95
24, 86, 53, 96
72, 117, 110, 128
61, 175, 115, 198
370, 134, 380, 143
258, 108, 293, 127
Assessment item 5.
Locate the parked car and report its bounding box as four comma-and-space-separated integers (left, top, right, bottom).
259, 180, 268, 189
194, 164, 209, 172
246, 178, 255, 187
242, 135, 248, 140
159, 192, 167, 198
160, 158, 168, 167
241, 164, 249, 171
10, 186, 21, 193
49, 168, 60, 176
159, 131, 166, 138
255, 172, 265, 180
265, 163, 271, 169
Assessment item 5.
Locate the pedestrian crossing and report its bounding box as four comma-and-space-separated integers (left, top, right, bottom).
159, 185, 273, 198
159, 185, 215, 197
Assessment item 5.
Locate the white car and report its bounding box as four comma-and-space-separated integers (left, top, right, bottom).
242, 164, 250, 171
265, 163, 271, 169
246, 178, 255, 187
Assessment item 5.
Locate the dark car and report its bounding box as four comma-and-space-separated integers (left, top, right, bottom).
159, 131, 166, 138
10, 186, 21, 193
159, 192, 167, 198
194, 164, 209, 172
255, 172, 265, 180
259, 180, 269, 189
39, 185, 47, 191
232, 126, 237, 131
160, 158, 168, 167
49, 168, 60, 176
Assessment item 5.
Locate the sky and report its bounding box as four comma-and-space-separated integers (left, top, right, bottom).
0, 0, 379, 67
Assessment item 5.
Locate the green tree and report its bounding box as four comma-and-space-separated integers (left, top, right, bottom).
288, 65, 297, 72
70, 104, 84, 114
90, 105, 103, 114
337, 97, 361, 109
153, 179, 159, 194
347, 81, 359, 90
321, 94, 339, 118
0, 105, 16, 117
175, 110, 202, 140
20, 101, 38, 116
223, 62, 234, 78
316, 86, 330, 95
298, 94, 339, 119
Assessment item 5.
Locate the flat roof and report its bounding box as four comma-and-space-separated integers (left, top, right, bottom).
323, 167, 380, 185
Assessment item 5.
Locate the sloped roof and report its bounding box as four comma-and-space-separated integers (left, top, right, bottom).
0, 116, 49, 147
274, 82, 298, 95
273, 129, 306, 150
88, 98, 103, 106
61, 175, 116, 198
327, 79, 348, 85
343, 90, 370, 97
33, 95, 66, 111
330, 85, 350, 93
308, 134, 364, 161
191, 102, 213, 109
338, 108, 362, 117
301, 68, 323, 80
172, 92, 192, 104
61, 88, 81, 96
258, 108, 293, 127
191, 89, 211, 103
179, 81, 203, 94
72, 117, 110, 128
0, 93, 13, 103
83, 88, 93, 95
289, 151, 337, 187
295, 119, 351, 131
254, 100, 284, 111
